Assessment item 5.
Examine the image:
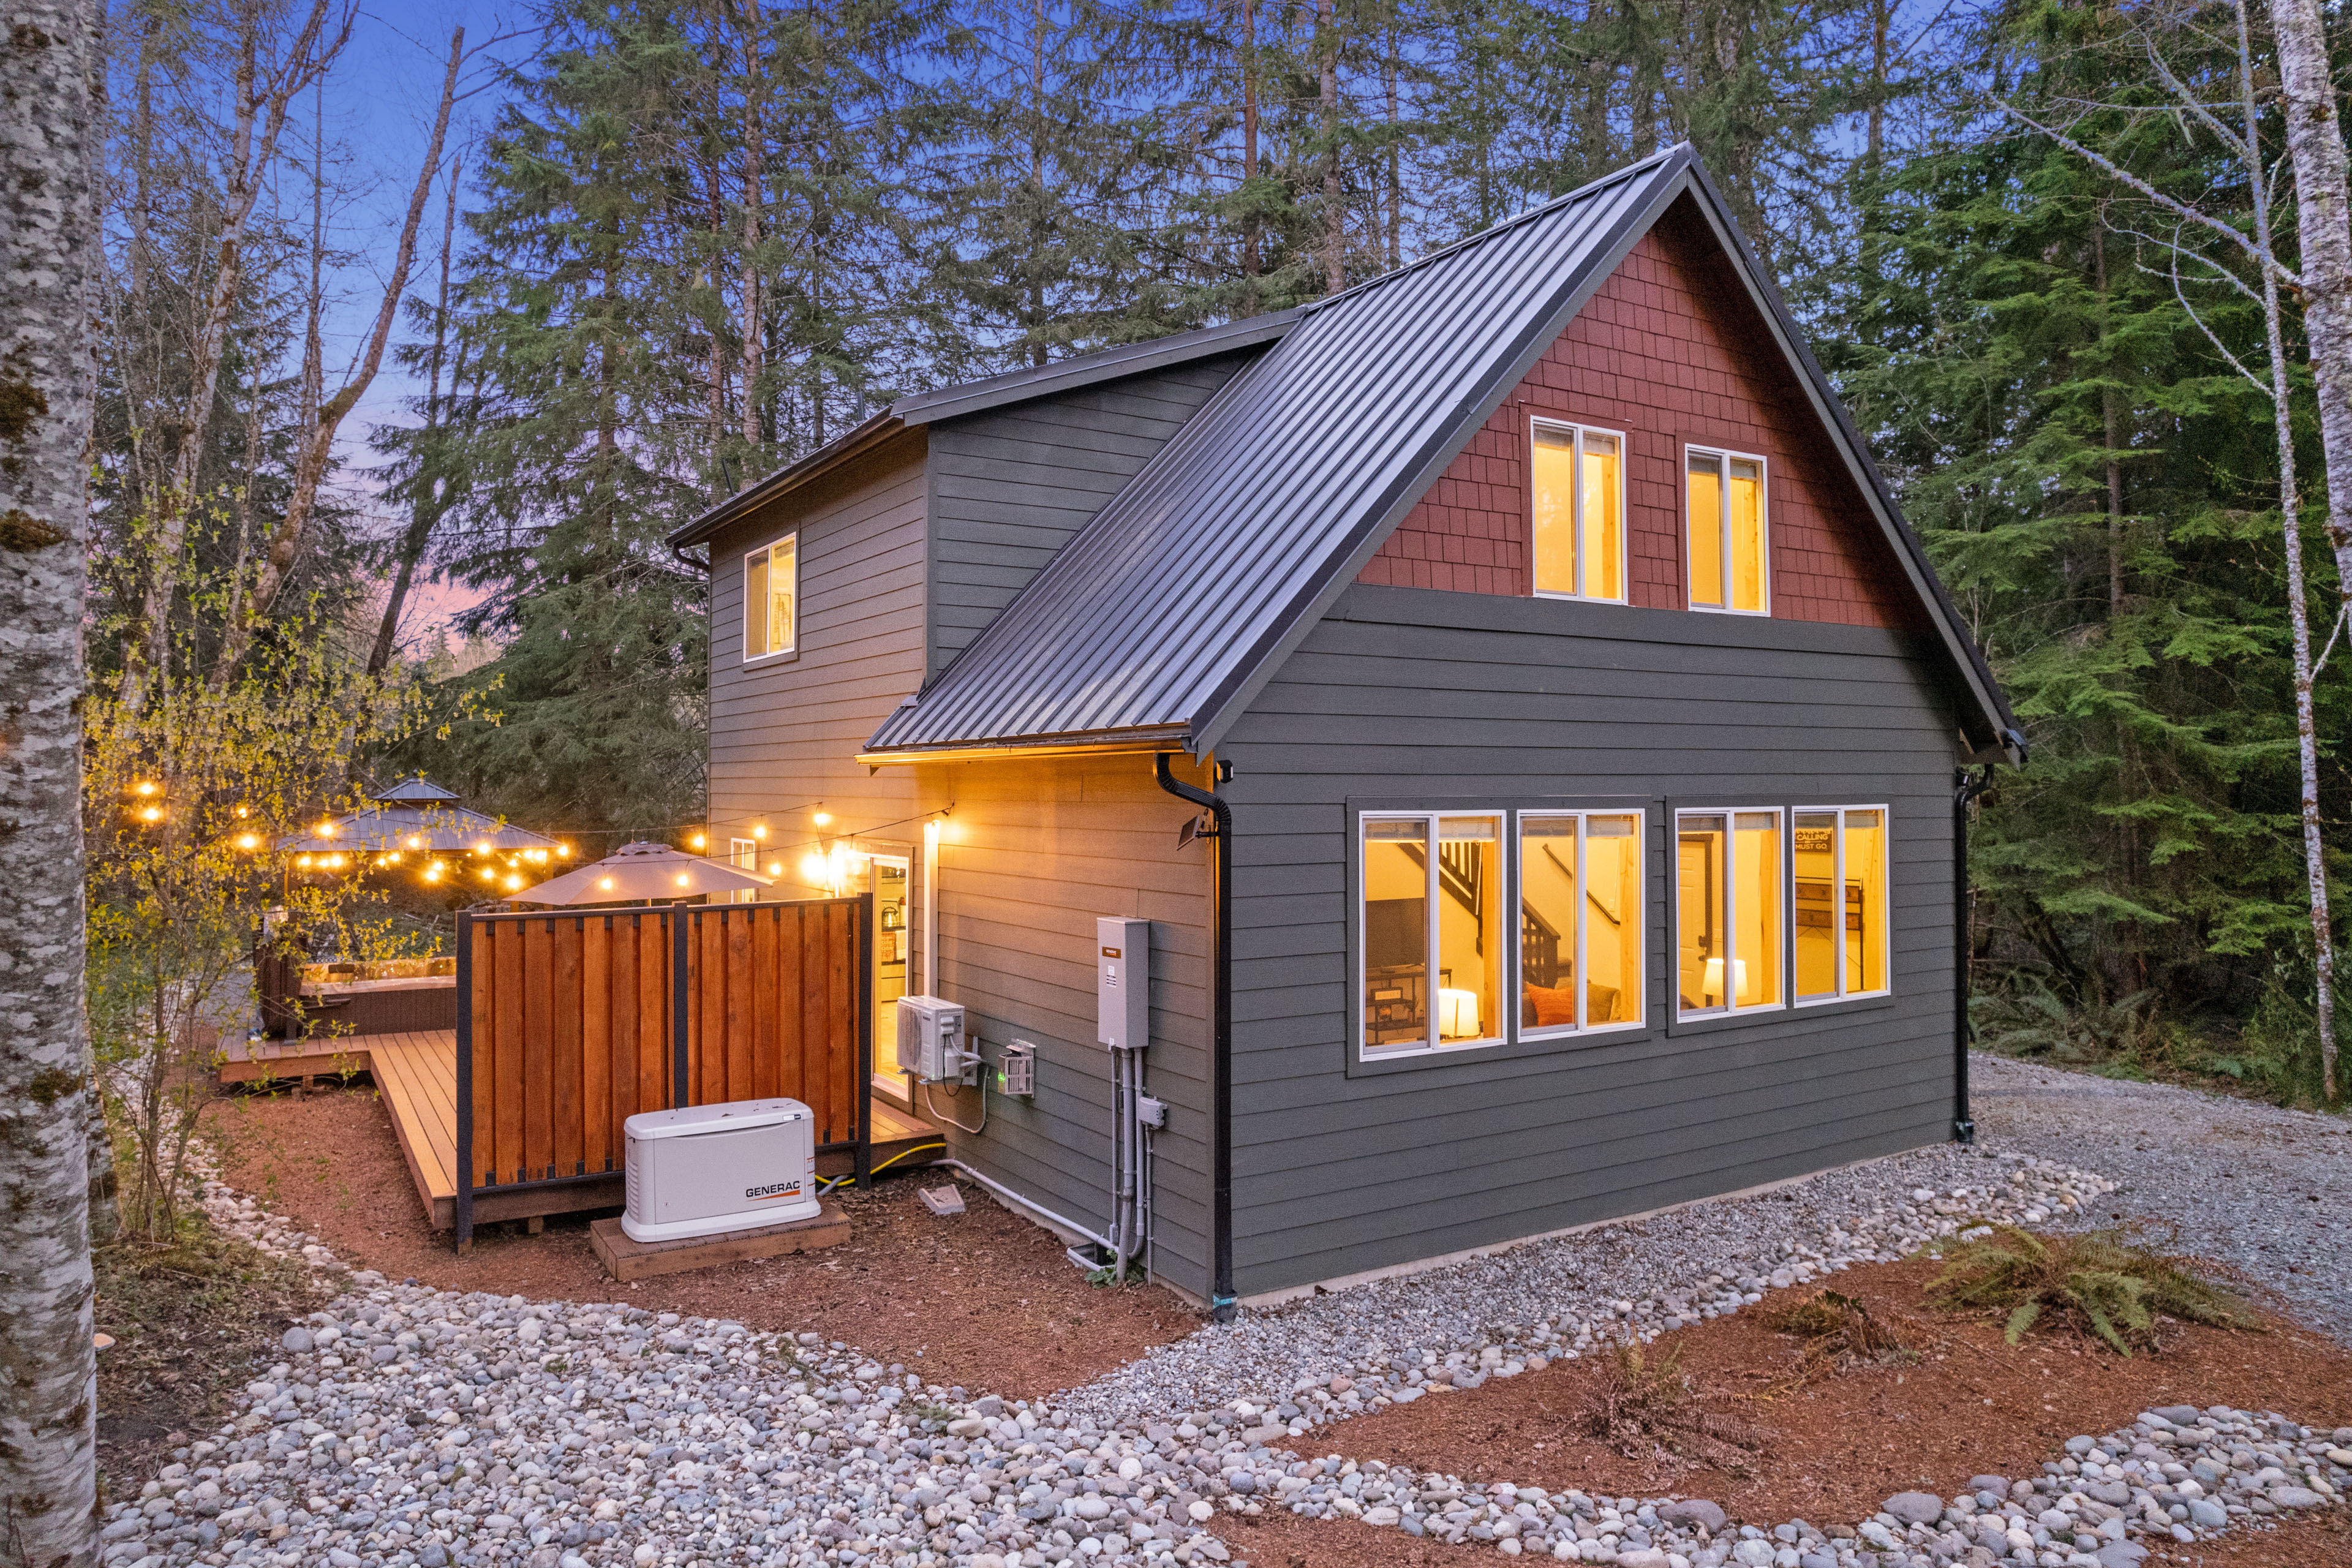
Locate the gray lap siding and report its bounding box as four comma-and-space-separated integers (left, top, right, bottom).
1214, 583, 1964, 1298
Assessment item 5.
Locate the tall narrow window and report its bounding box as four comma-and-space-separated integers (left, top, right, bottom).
1676, 807, 1784, 1017
1518, 810, 1645, 1035
1360, 812, 1503, 1055
1532, 418, 1627, 603
1795, 807, 1890, 1001
743, 533, 798, 661
728, 837, 760, 905
1686, 448, 1767, 613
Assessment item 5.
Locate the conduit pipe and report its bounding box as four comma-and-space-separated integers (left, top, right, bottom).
937, 1158, 1120, 1257
1951, 762, 1997, 1144
1155, 752, 1234, 1323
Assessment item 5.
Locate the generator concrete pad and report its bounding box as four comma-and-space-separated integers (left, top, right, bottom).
588, 1202, 848, 1282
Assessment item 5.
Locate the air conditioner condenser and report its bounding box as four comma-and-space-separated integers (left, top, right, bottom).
621, 1098, 820, 1243
896, 995, 970, 1083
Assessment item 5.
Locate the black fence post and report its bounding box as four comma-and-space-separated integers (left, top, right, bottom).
671, 901, 691, 1109
454, 910, 475, 1253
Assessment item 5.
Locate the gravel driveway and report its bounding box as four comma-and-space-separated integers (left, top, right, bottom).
1971, 1052, 2352, 1343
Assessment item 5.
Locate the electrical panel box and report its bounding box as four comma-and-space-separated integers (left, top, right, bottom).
1096, 916, 1149, 1050
895, 995, 967, 1082
998, 1039, 1036, 1097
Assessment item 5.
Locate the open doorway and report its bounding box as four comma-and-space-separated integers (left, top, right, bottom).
862, 854, 913, 1110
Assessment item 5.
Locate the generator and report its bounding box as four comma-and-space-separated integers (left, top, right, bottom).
620, 1098, 820, 1243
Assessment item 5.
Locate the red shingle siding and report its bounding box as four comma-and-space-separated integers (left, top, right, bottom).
1357, 201, 1918, 630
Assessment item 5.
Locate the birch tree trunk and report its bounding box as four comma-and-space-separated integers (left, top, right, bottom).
0, 0, 103, 1557
2245, 0, 2340, 1096
2270, 0, 2352, 613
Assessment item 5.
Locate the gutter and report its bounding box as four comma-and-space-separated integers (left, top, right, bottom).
1154, 752, 1234, 1322
859, 725, 1193, 769
1951, 760, 2000, 1142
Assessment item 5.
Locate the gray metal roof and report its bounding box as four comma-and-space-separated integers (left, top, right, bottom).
862, 144, 2019, 763
668, 312, 1298, 550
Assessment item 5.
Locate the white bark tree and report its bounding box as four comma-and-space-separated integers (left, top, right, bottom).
0, 0, 104, 1560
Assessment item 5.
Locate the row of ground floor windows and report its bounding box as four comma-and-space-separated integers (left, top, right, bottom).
1359, 806, 1890, 1058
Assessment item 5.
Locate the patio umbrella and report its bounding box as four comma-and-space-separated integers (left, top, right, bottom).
503, 840, 774, 905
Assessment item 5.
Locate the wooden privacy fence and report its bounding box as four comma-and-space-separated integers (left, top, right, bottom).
454, 895, 872, 1245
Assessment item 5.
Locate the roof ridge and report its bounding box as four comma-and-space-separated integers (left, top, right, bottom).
1297, 143, 1690, 319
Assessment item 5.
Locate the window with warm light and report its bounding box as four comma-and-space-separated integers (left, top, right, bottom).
1686, 447, 1767, 613
1517, 811, 1645, 1036
1675, 809, 1783, 1017
742, 532, 798, 662
1531, 418, 1626, 603
728, 837, 758, 905
1794, 807, 1890, 1002
1360, 812, 1505, 1057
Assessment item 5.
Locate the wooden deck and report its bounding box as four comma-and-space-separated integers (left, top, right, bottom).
233, 1028, 946, 1232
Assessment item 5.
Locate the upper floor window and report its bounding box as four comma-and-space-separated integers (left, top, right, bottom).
744, 533, 798, 662
1794, 807, 1890, 1001
1686, 447, 1766, 613
1532, 418, 1626, 603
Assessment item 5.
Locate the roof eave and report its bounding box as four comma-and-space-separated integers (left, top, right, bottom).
857, 724, 1194, 768
668, 411, 908, 550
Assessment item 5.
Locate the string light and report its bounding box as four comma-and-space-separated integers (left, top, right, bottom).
598, 876, 615, 891
234, 804, 249, 818
558, 843, 573, 858
138, 805, 162, 823
767, 862, 782, 875
134, 782, 157, 797
479, 867, 496, 881
235, 833, 258, 851
674, 873, 690, 887
504, 873, 523, 891
799, 852, 826, 883
297, 854, 314, 869
423, 864, 442, 884
752, 824, 767, 840
688, 832, 707, 850
317, 821, 336, 837
812, 810, 832, 828
407, 835, 422, 848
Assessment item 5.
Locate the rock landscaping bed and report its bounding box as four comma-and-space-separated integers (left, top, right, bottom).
96, 1068, 2352, 1568
205, 1083, 1197, 1397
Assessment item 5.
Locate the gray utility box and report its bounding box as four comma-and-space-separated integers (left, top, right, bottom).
1096, 916, 1149, 1050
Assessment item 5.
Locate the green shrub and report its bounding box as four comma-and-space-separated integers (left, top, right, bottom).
1924, 1226, 2261, 1355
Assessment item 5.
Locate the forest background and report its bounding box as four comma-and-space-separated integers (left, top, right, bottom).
99, 0, 2352, 1101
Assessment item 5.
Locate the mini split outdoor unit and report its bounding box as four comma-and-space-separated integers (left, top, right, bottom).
896, 994, 968, 1083
620, 1098, 820, 1243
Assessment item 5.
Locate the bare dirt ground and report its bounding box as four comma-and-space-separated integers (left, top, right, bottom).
1318, 1255, 2352, 1531
203, 1080, 1199, 1399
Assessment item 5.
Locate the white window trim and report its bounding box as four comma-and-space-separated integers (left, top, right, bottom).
1791, 804, 1893, 1005
1529, 417, 1631, 605
1683, 443, 1771, 616
1513, 808, 1647, 1042
742, 531, 799, 664
727, 837, 760, 904
1359, 809, 1508, 1061
1675, 805, 1787, 1020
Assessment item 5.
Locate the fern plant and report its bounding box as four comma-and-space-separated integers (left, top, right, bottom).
1924, 1226, 2261, 1355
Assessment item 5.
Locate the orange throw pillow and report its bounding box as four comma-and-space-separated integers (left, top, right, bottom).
1524, 981, 1577, 1028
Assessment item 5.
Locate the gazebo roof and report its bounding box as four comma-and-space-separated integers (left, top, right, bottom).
371, 775, 462, 804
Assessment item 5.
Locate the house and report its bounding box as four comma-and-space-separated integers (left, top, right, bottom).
667, 145, 2022, 1316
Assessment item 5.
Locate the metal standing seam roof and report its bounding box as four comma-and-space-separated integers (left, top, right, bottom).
858, 144, 2018, 763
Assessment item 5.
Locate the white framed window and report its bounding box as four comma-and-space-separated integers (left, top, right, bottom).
743, 533, 799, 662
1675, 807, 1784, 1017
1793, 806, 1890, 1002
1516, 810, 1645, 1037
1685, 446, 1768, 614
728, 837, 760, 904
1531, 417, 1627, 603
1359, 811, 1506, 1057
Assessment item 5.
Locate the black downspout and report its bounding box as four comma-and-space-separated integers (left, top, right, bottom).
1156, 752, 1234, 1323
1952, 763, 1996, 1143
